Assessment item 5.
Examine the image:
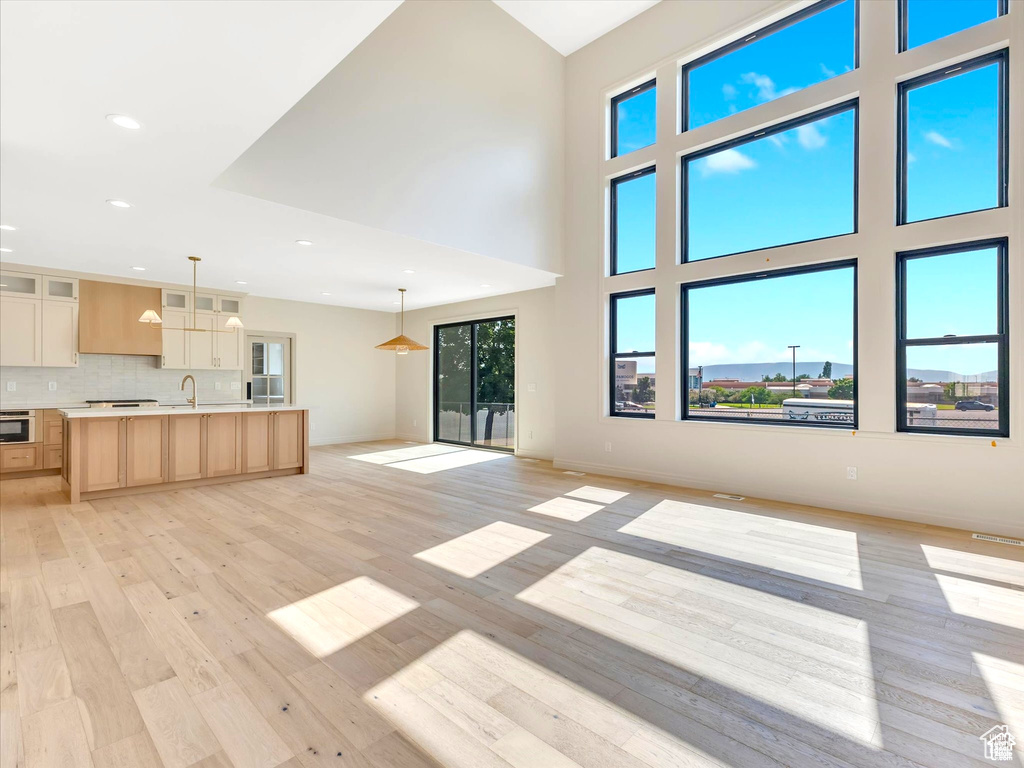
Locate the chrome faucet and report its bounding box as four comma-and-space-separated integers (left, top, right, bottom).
180, 375, 198, 409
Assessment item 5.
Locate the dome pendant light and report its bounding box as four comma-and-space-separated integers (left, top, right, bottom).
375, 288, 428, 354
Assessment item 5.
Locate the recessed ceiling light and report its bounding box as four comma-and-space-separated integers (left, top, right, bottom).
321, 291, 331, 296
131, 266, 146, 271
392, 300, 401, 305
235, 280, 248, 285
106, 114, 142, 130
480, 284, 491, 288
295, 239, 313, 246
107, 199, 132, 208
403, 269, 415, 274
0, 224, 15, 231
0, 248, 12, 253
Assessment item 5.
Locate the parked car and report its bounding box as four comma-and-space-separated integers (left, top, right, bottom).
954, 400, 995, 411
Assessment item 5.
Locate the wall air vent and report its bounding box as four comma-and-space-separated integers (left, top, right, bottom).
972, 533, 1023, 547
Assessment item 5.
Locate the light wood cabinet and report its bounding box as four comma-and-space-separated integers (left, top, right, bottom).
160, 309, 191, 370
242, 411, 273, 473
79, 280, 161, 356
41, 300, 78, 367
126, 416, 167, 487
79, 417, 125, 492
1, 444, 42, 472
168, 414, 204, 481
44, 445, 62, 470
273, 410, 304, 470
0, 296, 42, 366
205, 413, 242, 477
43, 418, 63, 446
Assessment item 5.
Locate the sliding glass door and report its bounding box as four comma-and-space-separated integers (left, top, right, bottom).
434, 316, 515, 451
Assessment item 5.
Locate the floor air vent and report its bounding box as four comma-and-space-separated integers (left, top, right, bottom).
563, 470, 586, 476
972, 533, 1024, 547
713, 493, 746, 501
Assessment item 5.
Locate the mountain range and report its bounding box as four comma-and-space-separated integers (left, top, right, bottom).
697, 362, 998, 383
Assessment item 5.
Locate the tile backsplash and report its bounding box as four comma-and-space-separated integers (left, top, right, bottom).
0, 355, 243, 406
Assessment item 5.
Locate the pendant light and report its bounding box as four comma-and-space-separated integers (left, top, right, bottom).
137, 256, 243, 333
375, 288, 428, 354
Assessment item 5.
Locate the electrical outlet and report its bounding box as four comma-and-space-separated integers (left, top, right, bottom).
413, 419, 418, 427
5, 381, 14, 392
528, 382, 537, 392
230, 381, 241, 390
605, 441, 612, 452
215, 381, 222, 390
846, 466, 858, 480
529, 430, 533, 439
48, 381, 57, 391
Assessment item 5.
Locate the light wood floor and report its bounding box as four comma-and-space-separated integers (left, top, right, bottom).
1, 440, 1021, 768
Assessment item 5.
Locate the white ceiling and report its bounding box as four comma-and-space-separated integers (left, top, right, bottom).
494, 0, 660, 55
0, 1, 656, 311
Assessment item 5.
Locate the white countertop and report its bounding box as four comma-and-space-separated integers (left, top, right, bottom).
60, 404, 309, 419
1, 400, 250, 412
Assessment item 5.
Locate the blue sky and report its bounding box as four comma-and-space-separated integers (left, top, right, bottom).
612, 0, 1002, 381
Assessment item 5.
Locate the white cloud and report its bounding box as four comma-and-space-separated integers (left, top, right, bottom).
796, 124, 827, 150
699, 148, 756, 177
820, 63, 837, 78
768, 134, 789, 150
739, 72, 798, 102
689, 340, 850, 366
907, 152, 917, 164
722, 83, 737, 100
924, 130, 953, 149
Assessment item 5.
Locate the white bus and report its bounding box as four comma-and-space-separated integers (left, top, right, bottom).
782, 399, 937, 425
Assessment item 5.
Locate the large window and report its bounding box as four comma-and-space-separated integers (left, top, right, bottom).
897, 239, 1008, 437
611, 79, 656, 158
683, 262, 857, 428
899, 0, 1007, 52
898, 50, 1007, 224
610, 290, 655, 418
611, 167, 656, 274
683, 0, 856, 131
683, 102, 857, 261
435, 317, 516, 450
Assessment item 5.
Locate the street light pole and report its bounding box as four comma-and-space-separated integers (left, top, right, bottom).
788, 345, 800, 396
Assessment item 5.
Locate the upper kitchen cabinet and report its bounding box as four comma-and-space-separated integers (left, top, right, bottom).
160, 309, 191, 369
194, 293, 217, 314
218, 296, 241, 315
43, 276, 78, 302
41, 300, 79, 367
162, 288, 191, 312
0, 269, 78, 367
0, 296, 42, 366
79, 280, 161, 355
0, 270, 42, 298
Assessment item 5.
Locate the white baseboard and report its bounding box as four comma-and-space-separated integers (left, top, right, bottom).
311, 432, 396, 447
552, 457, 1021, 537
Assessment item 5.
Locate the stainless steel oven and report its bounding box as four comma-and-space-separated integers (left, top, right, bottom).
0, 410, 36, 443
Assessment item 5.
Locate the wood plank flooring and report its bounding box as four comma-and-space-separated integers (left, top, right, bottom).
1, 439, 1021, 768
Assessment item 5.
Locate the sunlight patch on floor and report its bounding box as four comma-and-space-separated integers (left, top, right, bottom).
564, 486, 629, 504
267, 576, 418, 658
971, 651, 1024, 745
933, 573, 1024, 630
528, 496, 605, 521
619, 499, 865, 591
921, 544, 1024, 588
515, 546, 880, 745
350, 444, 510, 474
414, 521, 550, 578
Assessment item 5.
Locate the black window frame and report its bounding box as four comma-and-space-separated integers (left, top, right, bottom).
610, 165, 657, 276
681, 99, 859, 263
681, 259, 859, 429
610, 78, 656, 159
896, 238, 1009, 438
898, 0, 1008, 54
680, 0, 859, 132
896, 48, 1009, 226
433, 315, 516, 452
610, 289, 656, 420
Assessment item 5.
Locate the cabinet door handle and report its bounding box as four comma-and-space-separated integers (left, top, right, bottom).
128, 417, 134, 421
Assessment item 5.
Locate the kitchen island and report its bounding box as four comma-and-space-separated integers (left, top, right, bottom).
60, 404, 309, 502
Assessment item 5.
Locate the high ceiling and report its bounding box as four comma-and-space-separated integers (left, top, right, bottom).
494, 0, 660, 55
0, 0, 657, 311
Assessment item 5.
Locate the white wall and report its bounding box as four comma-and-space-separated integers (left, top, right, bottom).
244, 296, 396, 446
394, 287, 557, 460
218, 0, 565, 275
554, 0, 1023, 535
